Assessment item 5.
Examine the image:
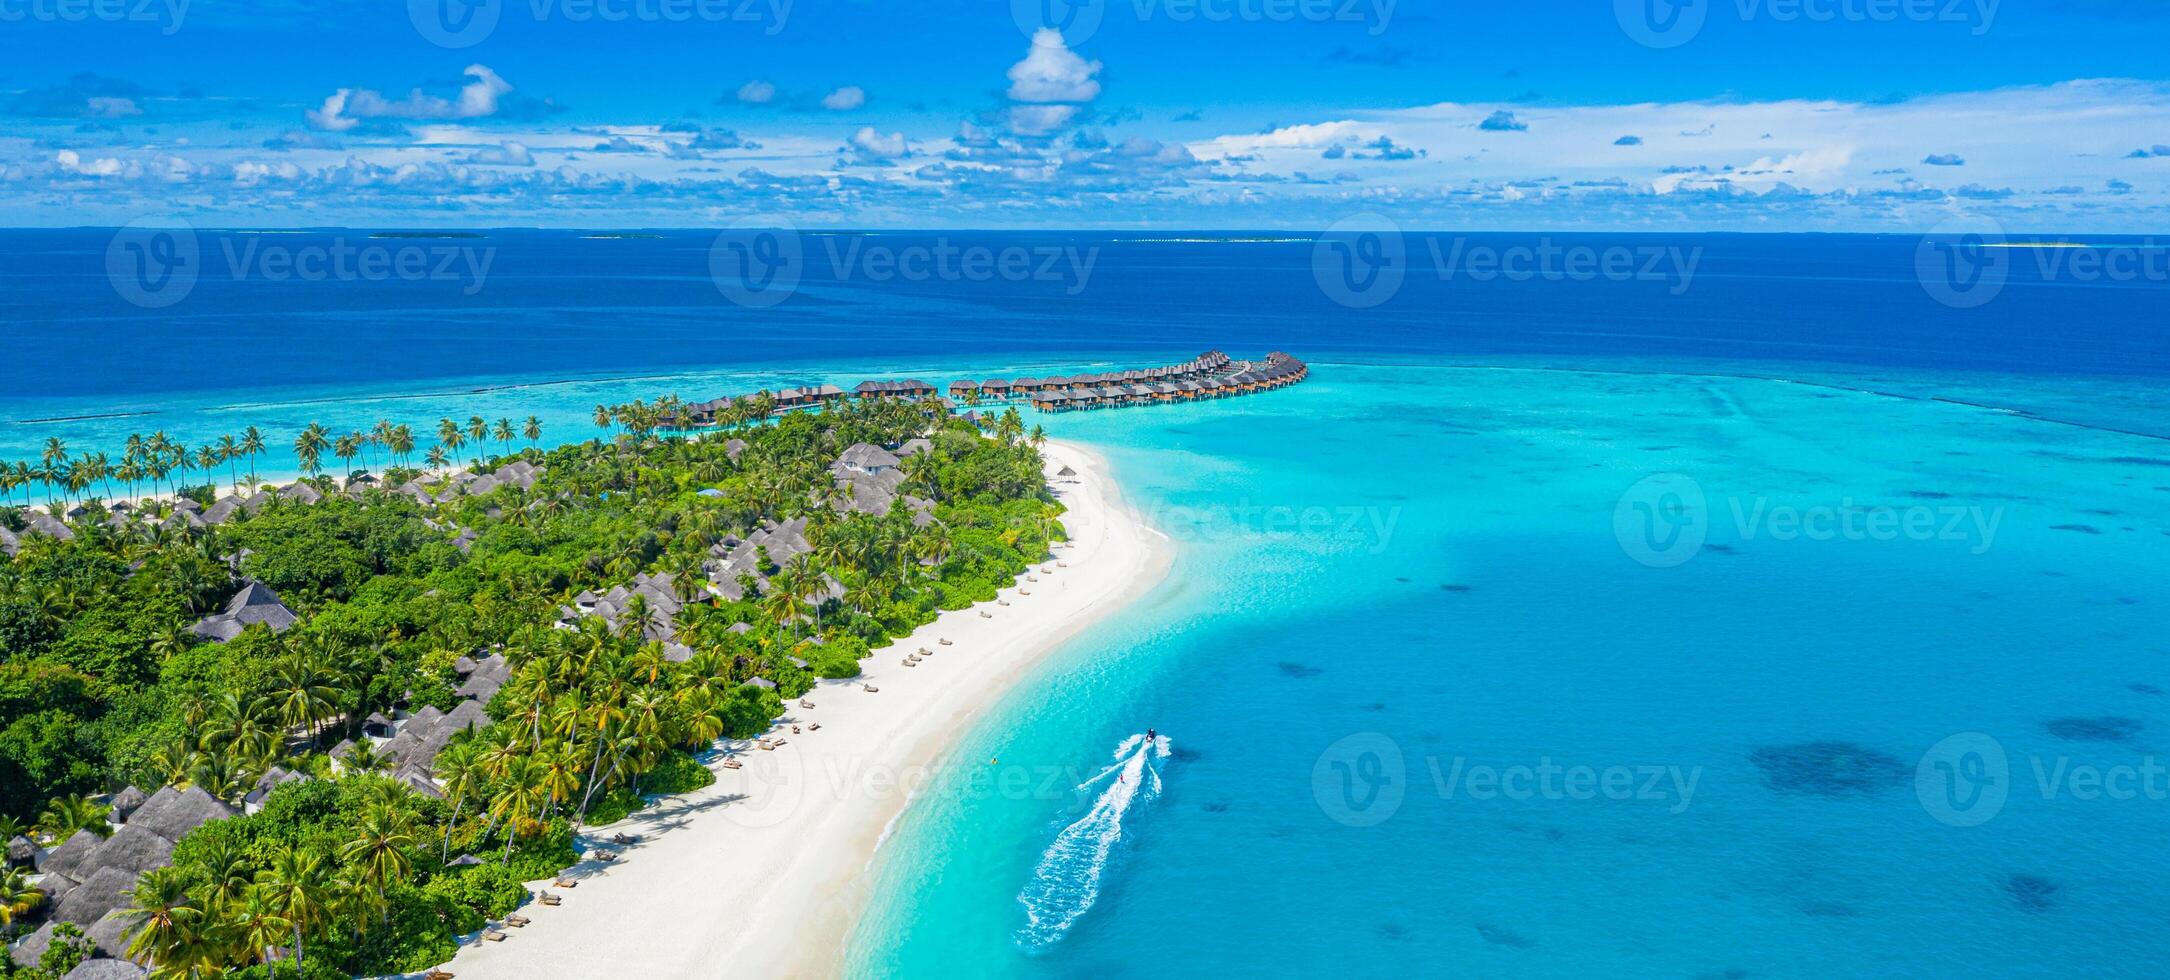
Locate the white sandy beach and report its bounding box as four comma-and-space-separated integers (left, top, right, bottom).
444, 439, 1168, 980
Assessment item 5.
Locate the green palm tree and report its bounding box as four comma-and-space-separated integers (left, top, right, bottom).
433, 742, 487, 861
256, 848, 330, 977
122, 866, 205, 971
0, 868, 44, 929
230, 886, 292, 974
241, 426, 266, 487
37, 793, 110, 841
338, 803, 415, 915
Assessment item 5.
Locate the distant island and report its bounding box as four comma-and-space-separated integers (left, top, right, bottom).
581, 233, 663, 240
370, 231, 487, 239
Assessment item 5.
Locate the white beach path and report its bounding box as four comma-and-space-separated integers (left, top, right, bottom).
444, 439, 1169, 980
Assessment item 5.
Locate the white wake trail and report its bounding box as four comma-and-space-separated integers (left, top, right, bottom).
1015, 734, 1170, 949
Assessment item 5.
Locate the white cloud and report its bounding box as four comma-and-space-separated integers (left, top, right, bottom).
306, 65, 516, 132
821, 86, 866, 111
460, 141, 535, 166
1006, 104, 1079, 136
737, 80, 776, 104
1007, 29, 1101, 104
56, 149, 123, 176
849, 126, 908, 158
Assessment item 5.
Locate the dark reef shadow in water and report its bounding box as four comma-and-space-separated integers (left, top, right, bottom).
1473, 922, 1536, 949
2042, 717, 2143, 743
1276, 662, 1324, 679
2006, 874, 2060, 912
1749, 742, 1908, 796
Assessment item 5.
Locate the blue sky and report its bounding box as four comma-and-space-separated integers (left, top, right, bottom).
3, 0, 2168, 228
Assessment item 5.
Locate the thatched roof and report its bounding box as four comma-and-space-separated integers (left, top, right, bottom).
190, 581, 299, 642
746, 677, 777, 690
14, 921, 60, 967
125, 786, 234, 844
833, 443, 900, 473
77, 827, 173, 878
448, 853, 483, 866
63, 956, 148, 980
0, 526, 18, 557
108, 786, 149, 821
82, 911, 137, 960
6, 834, 37, 867
54, 866, 135, 926
40, 829, 104, 879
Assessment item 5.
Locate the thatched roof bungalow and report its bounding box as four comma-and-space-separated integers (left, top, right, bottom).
189, 581, 298, 643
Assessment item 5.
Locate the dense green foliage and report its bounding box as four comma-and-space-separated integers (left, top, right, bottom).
0, 398, 1059, 974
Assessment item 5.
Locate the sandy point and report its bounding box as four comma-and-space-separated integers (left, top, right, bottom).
442, 438, 1170, 980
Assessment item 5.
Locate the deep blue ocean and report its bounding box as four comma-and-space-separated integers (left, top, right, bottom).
3, 229, 2167, 978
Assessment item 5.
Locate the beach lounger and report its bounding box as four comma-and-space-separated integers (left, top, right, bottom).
504, 915, 530, 928
426, 971, 455, 980
723, 760, 743, 769
553, 878, 578, 889
1020, 590, 1032, 596
997, 600, 1011, 606
938, 638, 953, 646
978, 611, 992, 618
482, 930, 507, 943
863, 684, 880, 692
799, 699, 816, 709
538, 893, 562, 906
809, 722, 822, 731
791, 724, 802, 733
610, 833, 637, 845
903, 660, 919, 667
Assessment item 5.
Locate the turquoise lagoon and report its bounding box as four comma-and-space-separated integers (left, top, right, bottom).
847, 361, 2170, 979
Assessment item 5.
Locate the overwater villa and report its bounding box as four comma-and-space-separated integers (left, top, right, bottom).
668, 351, 1303, 429
1019, 352, 1308, 413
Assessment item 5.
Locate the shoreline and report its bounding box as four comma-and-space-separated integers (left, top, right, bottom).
445, 438, 1171, 979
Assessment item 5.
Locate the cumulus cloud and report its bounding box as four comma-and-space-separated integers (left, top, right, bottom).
737, 80, 776, 104
848, 126, 908, 159
460, 141, 534, 166
1614, 135, 1643, 146
2126, 144, 2170, 158
307, 65, 515, 132
1922, 153, 1966, 166
56, 149, 123, 176
1479, 110, 1528, 132
1008, 29, 1103, 104
821, 86, 866, 111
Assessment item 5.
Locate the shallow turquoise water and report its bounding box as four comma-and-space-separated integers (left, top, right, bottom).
847, 361, 2170, 979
